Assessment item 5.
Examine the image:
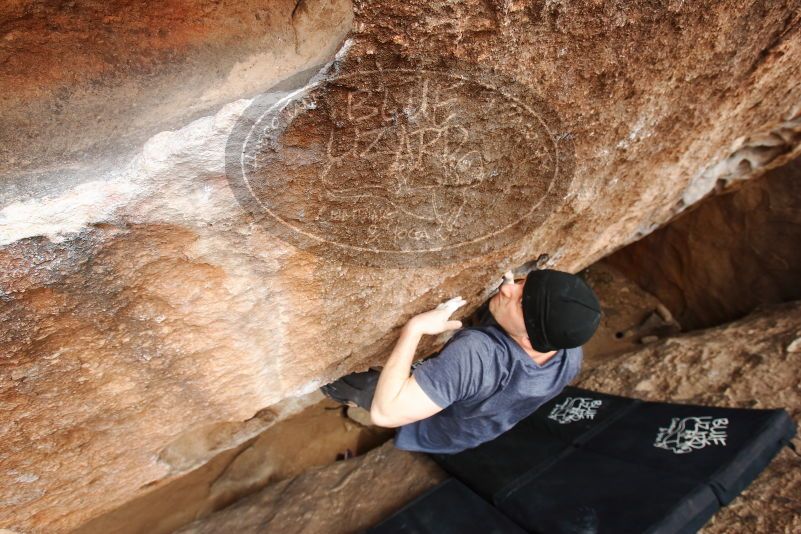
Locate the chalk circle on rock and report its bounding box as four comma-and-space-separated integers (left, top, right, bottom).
226, 66, 575, 267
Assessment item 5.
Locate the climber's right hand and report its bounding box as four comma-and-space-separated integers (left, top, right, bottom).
406, 296, 467, 336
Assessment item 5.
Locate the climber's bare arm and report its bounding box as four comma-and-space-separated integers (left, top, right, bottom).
369, 326, 441, 428
370, 297, 466, 428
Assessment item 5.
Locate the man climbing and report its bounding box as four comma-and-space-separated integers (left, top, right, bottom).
322, 268, 601, 454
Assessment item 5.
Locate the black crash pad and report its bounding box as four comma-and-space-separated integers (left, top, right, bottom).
579, 399, 795, 505
433, 387, 639, 503
367, 478, 526, 534
430, 413, 569, 503
497, 448, 719, 534
432, 387, 796, 533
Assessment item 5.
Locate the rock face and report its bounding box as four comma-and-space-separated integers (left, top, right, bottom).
580, 261, 680, 365
0, 0, 354, 206
608, 155, 801, 330
176, 442, 446, 534
73, 397, 393, 534
2, 1, 801, 531
174, 301, 801, 534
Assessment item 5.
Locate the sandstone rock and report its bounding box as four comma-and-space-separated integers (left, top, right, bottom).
175, 442, 446, 534
579, 261, 674, 365
578, 301, 801, 533
0, 0, 353, 206
74, 397, 393, 534
608, 155, 801, 330
2, 1, 801, 531
346, 405, 376, 427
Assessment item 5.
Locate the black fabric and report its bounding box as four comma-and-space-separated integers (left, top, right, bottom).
432, 414, 570, 503
497, 448, 720, 534
429, 387, 796, 533
522, 269, 601, 352
580, 400, 796, 504
433, 387, 639, 503
367, 479, 526, 534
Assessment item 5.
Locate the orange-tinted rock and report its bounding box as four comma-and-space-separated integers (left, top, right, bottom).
175, 442, 445, 534
608, 156, 801, 330
0, 0, 353, 196
73, 397, 393, 534
2, 1, 801, 531
580, 261, 678, 366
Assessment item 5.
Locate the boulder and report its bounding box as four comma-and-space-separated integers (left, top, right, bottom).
1, 0, 800, 531
174, 442, 446, 534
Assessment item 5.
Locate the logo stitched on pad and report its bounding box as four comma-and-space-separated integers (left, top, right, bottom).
654, 416, 729, 454
548, 397, 603, 424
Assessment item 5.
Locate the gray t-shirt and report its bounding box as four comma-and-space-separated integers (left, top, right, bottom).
394, 322, 582, 454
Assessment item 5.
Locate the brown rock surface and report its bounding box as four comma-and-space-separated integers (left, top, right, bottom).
2, 1, 801, 531
74, 397, 393, 534
0, 0, 353, 203
577, 301, 801, 533
580, 261, 679, 366
608, 155, 801, 330
175, 442, 446, 534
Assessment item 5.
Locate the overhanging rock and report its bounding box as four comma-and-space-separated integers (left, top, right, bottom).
1, 1, 800, 531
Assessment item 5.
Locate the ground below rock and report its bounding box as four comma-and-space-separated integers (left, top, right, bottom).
175, 442, 446, 534
579, 261, 679, 366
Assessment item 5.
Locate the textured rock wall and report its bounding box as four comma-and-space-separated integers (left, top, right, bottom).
176, 441, 447, 534
0, 0, 353, 206
73, 395, 392, 534
1, 1, 801, 532
608, 155, 801, 330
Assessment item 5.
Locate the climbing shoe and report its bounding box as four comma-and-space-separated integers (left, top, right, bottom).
320, 369, 379, 410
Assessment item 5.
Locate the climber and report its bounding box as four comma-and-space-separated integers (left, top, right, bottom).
321, 268, 601, 454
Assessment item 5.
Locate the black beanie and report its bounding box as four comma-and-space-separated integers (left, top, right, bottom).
522, 269, 601, 351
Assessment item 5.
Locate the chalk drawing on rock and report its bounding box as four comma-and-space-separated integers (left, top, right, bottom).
226, 65, 574, 267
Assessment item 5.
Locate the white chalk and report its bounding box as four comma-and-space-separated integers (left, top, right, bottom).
437, 296, 467, 314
